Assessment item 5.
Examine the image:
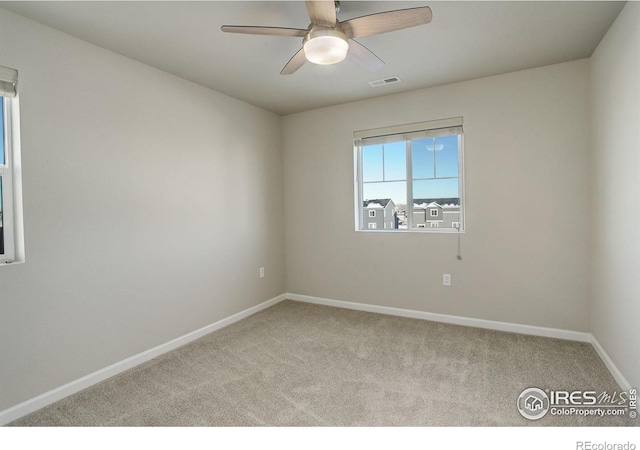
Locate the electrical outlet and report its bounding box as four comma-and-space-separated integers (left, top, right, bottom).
259, 267, 265, 278
443, 274, 451, 286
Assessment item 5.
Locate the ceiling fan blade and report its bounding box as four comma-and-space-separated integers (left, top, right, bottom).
340, 7, 432, 39
347, 40, 384, 72
280, 48, 307, 75
306, 0, 337, 27
221, 25, 308, 37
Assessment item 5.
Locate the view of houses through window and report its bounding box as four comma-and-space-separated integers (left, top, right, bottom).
355, 119, 464, 232
0, 89, 18, 262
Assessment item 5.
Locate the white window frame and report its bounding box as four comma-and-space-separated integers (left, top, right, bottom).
1, 73, 24, 265
430, 209, 439, 217
368, 223, 377, 230
354, 117, 464, 233
368, 210, 376, 218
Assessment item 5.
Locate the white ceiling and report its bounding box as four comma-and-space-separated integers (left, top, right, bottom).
1, 1, 624, 115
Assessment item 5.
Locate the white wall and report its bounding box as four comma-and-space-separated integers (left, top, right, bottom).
590, 3, 640, 389
0, 8, 285, 411
283, 60, 592, 332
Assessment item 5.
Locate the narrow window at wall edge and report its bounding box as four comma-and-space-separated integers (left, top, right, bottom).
0, 64, 24, 265
354, 117, 464, 233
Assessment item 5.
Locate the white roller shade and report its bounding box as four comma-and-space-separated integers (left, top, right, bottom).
0, 65, 18, 98
354, 117, 463, 146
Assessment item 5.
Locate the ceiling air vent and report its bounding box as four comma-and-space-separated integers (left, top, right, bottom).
368, 76, 401, 87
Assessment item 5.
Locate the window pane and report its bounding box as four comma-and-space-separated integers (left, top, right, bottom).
412, 178, 461, 230
383, 141, 406, 181
411, 137, 434, 179
0, 96, 4, 166
435, 135, 459, 178
362, 181, 406, 230
363, 181, 406, 207
362, 144, 383, 182
413, 178, 459, 201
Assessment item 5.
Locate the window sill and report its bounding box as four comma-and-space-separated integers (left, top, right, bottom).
356, 229, 465, 234
0, 259, 24, 267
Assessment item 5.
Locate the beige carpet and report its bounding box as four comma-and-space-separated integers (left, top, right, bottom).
8, 300, 635, 426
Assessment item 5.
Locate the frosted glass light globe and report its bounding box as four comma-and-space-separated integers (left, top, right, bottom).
303, 30, 349, 65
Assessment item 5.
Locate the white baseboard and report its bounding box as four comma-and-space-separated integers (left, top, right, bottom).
0, 294, 287, 426
589, 335, 632, 391
287, 293, 592, 342
287, 293, 634, 391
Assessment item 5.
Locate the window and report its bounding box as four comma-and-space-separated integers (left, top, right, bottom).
368, 223, 377, 230
368, 210, 376, 218
354, 118, 464, 232
1, 64, 23, 265
430, 222, 439, 228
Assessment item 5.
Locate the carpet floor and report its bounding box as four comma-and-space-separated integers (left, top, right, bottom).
8, 300, 636, 426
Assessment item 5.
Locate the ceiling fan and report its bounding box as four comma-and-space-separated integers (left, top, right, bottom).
221, 1, 432, 75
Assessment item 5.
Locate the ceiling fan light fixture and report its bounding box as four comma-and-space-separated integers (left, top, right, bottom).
222, 4, 433, 75
303, 28, 349, 65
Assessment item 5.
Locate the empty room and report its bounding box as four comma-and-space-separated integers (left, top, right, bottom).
0, 0, 638, 442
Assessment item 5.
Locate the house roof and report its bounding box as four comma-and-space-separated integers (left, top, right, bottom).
413, 198, 460, 209
414, 201, 441, 208
413, 198, 460, 206
363, 199, 394, 209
